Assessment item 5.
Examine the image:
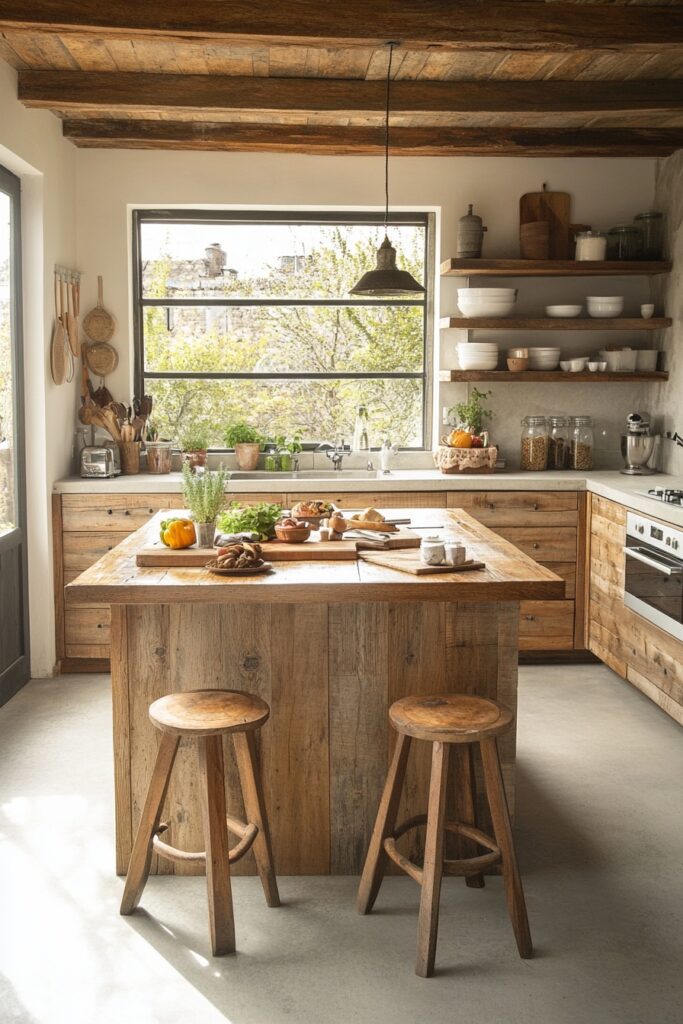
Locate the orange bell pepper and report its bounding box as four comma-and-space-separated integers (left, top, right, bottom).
160, 518, 196, 549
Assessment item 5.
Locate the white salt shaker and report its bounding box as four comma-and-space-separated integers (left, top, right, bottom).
444, 537, 467, 565
420, 535, 445, 566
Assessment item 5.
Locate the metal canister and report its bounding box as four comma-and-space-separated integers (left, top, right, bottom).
457, 204, 487, 258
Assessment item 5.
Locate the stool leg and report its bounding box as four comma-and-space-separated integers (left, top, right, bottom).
357, 732, 411, 915
198, 734, 236, 956
120, 731, 179, 915
233, 730, 280, 909
480, 737, 533, 959
416, 741, 450, 978
454, 744, 485, 889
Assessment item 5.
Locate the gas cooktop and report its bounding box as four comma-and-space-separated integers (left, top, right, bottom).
638, 487, 683, 506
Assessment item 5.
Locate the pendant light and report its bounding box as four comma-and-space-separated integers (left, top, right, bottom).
350, 43, 425, 296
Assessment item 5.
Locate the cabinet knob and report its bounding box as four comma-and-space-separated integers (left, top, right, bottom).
532, 542, 540, 550
533, 502, 539, 511
486, 502, 495, 510
124, 509, 131, 516
107, 509, 112, 515
524, 615, 536, 621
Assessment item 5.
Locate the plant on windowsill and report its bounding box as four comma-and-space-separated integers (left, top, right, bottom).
181, 462, 229, 546
275, 432, 303, 472
223, 421, 266, 471
180, 423, 211, 472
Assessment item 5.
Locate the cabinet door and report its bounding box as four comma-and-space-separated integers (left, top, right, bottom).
448, 490, 578, 526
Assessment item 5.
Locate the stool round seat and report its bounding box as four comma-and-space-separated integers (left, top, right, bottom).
149, 689, 270, 737
389, 693, 513, 744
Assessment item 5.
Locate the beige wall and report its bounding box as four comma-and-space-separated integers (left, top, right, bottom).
645, 150, 683, 476
0, 60, 77, 677
75, 148, 656, 467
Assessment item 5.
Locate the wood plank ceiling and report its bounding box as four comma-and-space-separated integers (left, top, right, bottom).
1, 1, 682, 155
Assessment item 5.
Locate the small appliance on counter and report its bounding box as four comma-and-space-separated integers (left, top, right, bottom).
620, 412, 658, 476
80, 445, 118, 478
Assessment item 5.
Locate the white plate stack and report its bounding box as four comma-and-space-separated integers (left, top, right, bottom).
457, 288, 517, 318
457, 342, 499, 370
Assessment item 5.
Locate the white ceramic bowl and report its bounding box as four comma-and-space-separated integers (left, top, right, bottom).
458, 355, 499, 370
528, 347, 561, 370
568, 357, 588, 372
457, 341, 498, 351
457, 288, 517, 318
587, 295, 624, 318
560, 360, 572, 371
587, 362, 601, 372
545, 305, 583, 318
635, 350, 658, 371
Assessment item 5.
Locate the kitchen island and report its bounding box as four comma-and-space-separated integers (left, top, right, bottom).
66, 507, 564, 877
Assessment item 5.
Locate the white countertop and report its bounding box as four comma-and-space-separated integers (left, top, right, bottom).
53, 469, 683, 527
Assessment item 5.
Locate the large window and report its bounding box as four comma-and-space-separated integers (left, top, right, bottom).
133, 211, 433, 449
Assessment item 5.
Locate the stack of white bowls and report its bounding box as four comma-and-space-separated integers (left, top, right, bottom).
457, 288, 517, 318
527, 347, 561, 370
457, 342, 499, 370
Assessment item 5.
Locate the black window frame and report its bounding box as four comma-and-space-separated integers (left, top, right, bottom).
132, 209, 435, 450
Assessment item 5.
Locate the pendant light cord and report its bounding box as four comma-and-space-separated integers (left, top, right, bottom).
384, 43, 394, 232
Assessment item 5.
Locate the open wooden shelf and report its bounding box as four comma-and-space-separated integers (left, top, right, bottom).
440, 316, 671, 331
440, 370, 668, 383
440, 259, 672, 277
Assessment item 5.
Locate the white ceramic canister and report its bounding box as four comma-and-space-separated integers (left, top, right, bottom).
575, 230, 607, 261
444, 537, 467, 565
420, 535, 445, 565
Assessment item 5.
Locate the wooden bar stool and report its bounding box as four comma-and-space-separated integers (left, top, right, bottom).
357, 693, 532, 978
120, 689, 280, 955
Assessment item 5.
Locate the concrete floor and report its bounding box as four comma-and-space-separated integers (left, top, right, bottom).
0, 665, 681, 1024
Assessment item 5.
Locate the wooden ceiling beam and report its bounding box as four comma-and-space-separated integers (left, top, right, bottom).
61, 120, 683, 156
19, 71, 683, 116
1, 1, 682, 51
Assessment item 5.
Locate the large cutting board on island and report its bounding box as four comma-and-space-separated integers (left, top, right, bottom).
136, 527, 420, 565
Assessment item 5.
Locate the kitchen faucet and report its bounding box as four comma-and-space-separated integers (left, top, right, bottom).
316, 439, 349, 471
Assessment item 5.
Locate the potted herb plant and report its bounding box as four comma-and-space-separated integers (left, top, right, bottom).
275, 432, 303, 472
181, 462, 229, 546
180, 424, 210, 472
224, 421, 265, 471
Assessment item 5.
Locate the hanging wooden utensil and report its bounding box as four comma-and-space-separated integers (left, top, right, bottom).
50, 271, 67, 385
66, 274, 79, 356
519, 183, 571, 259
82, 275, 115, 343
61, 275, 74, 383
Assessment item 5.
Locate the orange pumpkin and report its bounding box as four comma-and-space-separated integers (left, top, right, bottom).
448, 430, 474, 449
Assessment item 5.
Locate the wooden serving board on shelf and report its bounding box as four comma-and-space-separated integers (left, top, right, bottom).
359, 550, 485, 575
519, 186, 571, 259
136, 528, 421, 566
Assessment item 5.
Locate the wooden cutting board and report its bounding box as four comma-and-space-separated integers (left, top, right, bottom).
519, 185, 571, 259
136, 528, 421, 566
359, 550, 486, 575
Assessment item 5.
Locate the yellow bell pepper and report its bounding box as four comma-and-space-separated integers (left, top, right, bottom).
160, 518, 196, 549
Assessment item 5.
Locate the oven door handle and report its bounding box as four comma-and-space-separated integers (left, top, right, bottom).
623, 546, 683, 576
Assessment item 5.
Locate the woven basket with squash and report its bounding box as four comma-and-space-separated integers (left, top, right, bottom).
433, 429, 497, 474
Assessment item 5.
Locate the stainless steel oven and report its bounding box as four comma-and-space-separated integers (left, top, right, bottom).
623, 512, 683, 642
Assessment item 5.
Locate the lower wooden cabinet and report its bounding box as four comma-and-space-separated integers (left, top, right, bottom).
54, 487, 585, 669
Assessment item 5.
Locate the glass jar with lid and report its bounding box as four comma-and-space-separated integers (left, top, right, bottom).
520, 416, 549, 471
570, 416, 595, 470
606, 224, 643, 261
575, 230, 607, 261
547, 416, 570, 470
634, 211, 664, 260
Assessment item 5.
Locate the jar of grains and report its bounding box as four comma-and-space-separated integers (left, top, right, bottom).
520, 416, 549, 471
570, 416, 595, 470
548, 416, 570, 469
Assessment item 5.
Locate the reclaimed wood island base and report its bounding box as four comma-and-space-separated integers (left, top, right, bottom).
66, 508, 564, 877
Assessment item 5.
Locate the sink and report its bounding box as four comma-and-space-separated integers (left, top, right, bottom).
229, 469, 379, 480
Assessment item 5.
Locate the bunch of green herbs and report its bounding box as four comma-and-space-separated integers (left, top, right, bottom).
216, 501, 282, 540
181, 463, 229, 523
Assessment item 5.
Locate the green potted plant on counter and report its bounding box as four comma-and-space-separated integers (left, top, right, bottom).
224, 421, 265, 471
181, 462, 229, 547
180, 423, 210, 472
275, 432, 303, 473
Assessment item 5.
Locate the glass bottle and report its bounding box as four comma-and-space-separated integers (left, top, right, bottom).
547, 416, 570, 470
352, 404, 370, 452
520, 416, 549, 471
634, 212, 664, 260
570, 417, 595, 470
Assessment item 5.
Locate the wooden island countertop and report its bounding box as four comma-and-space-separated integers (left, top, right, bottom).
66, 508, 564, 878
66, 507, 564, 606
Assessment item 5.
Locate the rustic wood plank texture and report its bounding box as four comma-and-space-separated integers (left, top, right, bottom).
111, 605, 133, 875
3, 3, 681, 51
440, 316, 672, 330
20, 71, 683, 115
415, 740, 449, 978
448, 490, 578, 525
60, 492, 178, 531
494, 526, 577, 563
64, 606, 111, 645
198, 734, 236, 955
52, 494, 65, 661
61, 120, 683, 156
440, 370, 669, 383
574, 491, 590, 650
441, 258, 672, 277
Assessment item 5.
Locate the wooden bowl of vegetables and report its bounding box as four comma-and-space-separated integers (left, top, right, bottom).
274, 518, 311, 543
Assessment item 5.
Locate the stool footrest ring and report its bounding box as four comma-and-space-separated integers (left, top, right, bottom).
383, 815, 501, 883
153, 817, 259, 866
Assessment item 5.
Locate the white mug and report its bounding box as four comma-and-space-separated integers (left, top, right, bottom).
641, 304, 655, 319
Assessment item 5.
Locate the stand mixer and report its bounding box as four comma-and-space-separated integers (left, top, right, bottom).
620, 412, 658, 475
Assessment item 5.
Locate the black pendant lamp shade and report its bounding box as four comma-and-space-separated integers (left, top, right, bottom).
350, 45, 425, 297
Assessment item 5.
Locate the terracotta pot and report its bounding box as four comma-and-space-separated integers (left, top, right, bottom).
182, 449, 207, 472
234, 442, 260, 471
